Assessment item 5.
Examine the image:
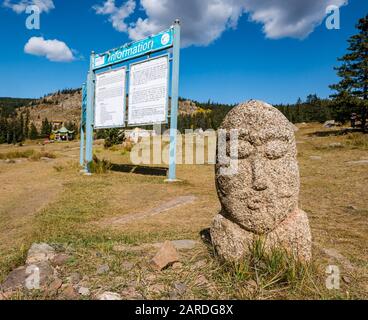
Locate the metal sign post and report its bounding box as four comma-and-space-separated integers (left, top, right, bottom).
85, 52, 96, 174
81, 20, 181, 180
79, 83, 87, 168
167, 20, 181, 182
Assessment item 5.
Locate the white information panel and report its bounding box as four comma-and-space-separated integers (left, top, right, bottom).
94, 68, 126, 128
128, 56, 169, 125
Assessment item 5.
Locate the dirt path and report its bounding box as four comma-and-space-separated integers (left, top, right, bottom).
0, 158, 67, 251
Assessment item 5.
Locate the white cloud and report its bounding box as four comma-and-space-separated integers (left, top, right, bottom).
3, 0, 54, 13
93, 0, 136, 32
93, 0, 348, 46
24, 37, 75, 62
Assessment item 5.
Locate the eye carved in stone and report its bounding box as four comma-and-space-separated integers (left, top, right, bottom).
237, 140, 253, 159
264, 140, 289, 160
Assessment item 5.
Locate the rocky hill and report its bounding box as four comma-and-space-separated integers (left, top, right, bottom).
16, 90, 198, 130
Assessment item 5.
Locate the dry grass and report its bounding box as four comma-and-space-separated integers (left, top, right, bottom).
0, 124, 367, 300
0, 149, 56, 161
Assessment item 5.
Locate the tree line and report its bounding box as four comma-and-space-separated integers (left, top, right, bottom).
0, 108, 78, 144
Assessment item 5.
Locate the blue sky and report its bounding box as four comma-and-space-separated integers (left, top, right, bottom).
0, 0, 367, 104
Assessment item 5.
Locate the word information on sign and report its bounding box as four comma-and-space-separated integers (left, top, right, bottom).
94, 29, 173, 70
128, 56, 169, 125
94, 68, 126, 129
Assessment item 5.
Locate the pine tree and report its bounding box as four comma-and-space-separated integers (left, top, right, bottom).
19, 112, 25, 142
41, 118, 52, 137
29, 123, 38, 140
330, 15, 368, 131
24, 109, 30, 139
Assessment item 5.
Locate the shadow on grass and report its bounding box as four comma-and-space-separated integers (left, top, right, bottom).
110, 163, 168, 177
308, 128, 361, 137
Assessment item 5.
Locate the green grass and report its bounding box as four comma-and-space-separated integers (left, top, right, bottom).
214, 238, 320, 299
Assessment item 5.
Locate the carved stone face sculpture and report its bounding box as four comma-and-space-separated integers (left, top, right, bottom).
216, 100, 299, 234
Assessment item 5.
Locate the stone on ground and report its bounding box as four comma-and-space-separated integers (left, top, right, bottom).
151, 240, 179, 270
26, 243, 56, 264
97, 291, 122, 300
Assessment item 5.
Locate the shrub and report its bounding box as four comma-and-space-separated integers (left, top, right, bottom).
103, 129, 124, 149
88, 155, 111, 174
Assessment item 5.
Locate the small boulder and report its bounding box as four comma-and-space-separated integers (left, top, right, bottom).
171, 240, 197, 250
78, 287, 90, 296
51, 253, 70, 267
323, 120, 336, 128
61, 285, 79, 300
172, 262, 183, 270
96, 264, 110, 275
47, 278, 63, 295
151, 241, 179, 271
67, 272, 82, 285
121, 261, 134, 271
120, 287, 143, 300
1, 262, 54, 291
26, 243, 56, 264
97, 291, 122, 300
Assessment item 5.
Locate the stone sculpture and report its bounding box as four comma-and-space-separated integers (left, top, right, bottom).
211, 100, 312, 262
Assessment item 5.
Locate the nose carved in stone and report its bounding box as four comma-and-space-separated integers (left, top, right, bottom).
251, 157, 267, 191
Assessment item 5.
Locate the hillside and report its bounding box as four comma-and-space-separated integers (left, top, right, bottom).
12, 91, 199, 130
0, 97, 36, 116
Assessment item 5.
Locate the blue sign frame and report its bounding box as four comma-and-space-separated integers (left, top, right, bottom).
93, 28, 174, 70
80, 21, 181, 181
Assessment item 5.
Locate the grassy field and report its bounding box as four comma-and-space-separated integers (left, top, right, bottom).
0, 123, 367, 300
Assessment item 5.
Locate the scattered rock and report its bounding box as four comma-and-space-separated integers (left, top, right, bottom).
51, 253, 70, 267
1, 266, 28, 291
194, 275, 209, 287
172, 262, 183, 270
173, 281, 187, 296
68, 272, 82, 284
0, 291, 13, 300
97, 291, 122, 300
244, 279, 258, 295
120, 287, 143, 300
61, 285, 79, 300
151, 241, 179, 271
1, 262, 54, 291
328, 142, 343, 148
347, 159, 368, 165
149, 284, 166, 294
78, 286, 90, 296
47, 278, 63, 295
322, 248, 354, 271
26, 243, 56, 264
171, 240, 197, 250
342, 276, 351, 284
323, 120, 336, 128
194, 260, 207, 269
144, 274, 156, 283
121, 261, 134, 271
96, 264, 110, 275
